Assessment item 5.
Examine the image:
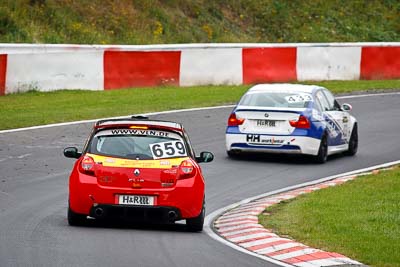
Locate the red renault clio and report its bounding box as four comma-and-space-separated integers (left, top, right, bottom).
64, 116, 214, 231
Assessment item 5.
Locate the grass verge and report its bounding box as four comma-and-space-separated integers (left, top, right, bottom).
0, 80, 399, 130
259, 166, 400, 267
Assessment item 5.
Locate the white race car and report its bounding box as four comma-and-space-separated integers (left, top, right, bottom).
225, 84, 358, 163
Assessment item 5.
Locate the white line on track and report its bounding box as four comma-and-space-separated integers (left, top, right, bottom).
337, 91, 400, 99
1, 91, 399, 134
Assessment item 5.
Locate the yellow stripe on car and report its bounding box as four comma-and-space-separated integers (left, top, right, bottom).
87, 153, 188, 169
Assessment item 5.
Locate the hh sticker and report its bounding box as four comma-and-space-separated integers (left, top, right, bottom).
246, 134, 285, 145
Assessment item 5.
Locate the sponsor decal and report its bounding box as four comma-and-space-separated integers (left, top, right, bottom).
94, 129, 182, 139
104, 158, 116, 163
325, 121, 339, 138
87, 153, 188, 169
342, 118, 349, 140
324, 113, 343, 139
110, 129, 170, 137
246, 134, 285, 145
312, 109, 324, 121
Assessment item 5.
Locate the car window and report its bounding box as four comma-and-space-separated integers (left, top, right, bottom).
313, 96, 323, 112
322, 89, 341, 111
315, 90, 331, 111
239, 92, 312, 108
88, 129, 188, 160
182, 129, 195, 158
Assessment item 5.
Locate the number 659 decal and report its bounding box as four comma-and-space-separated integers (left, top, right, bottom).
149, 140, 187, 159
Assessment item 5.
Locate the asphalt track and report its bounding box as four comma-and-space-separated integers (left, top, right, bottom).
0, 92, 399, 267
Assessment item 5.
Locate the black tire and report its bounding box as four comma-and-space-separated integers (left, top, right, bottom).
68, 206, 87, 226
345, 124, 358, 156
186, 201, 205, 232
227, 150, 240, 158
314, 134, 328, 164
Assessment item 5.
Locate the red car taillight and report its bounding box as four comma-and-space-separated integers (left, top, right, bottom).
228, 113, 245, 126
79, 155, 95, 176
178, 160, 196, 180
289, 115, 311, 129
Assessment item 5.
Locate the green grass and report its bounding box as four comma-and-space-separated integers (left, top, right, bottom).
0, 85, 248, 130
259, 167, 400, 267
0, 0, 399, 44
0, 80, 399, 130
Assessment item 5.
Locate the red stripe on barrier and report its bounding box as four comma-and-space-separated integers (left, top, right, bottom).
104, 51, 181, 89
361, 46, 400, 79
242, 48, 297, 84
0, 54, 7, 96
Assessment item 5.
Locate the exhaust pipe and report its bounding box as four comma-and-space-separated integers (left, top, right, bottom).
168, 211, 177, 220
94, 207, 104, 217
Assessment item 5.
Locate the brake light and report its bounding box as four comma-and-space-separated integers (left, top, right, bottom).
129, 125, 148, 129
289, 115, 310, 129
178, 160, 196, 179
228, 113, 245, 126
79, 155, 95, 176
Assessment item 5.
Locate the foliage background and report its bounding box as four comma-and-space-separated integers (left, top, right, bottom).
0, 0, 399, 44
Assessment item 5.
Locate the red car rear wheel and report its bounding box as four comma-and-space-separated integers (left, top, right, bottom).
186, 200, 205, 232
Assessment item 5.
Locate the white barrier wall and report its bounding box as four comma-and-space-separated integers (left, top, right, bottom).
6, 51, 103, 94
180, 48, 243, 86
297, 46, 362, 81
0, 43, 399, 95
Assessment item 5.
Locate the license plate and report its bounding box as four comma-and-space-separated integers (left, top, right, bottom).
256, 120, 276, 127
118, 195, 155, 206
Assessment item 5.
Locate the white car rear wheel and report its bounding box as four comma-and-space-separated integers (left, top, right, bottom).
314, 135, 328, 164
345, 124, 358, 156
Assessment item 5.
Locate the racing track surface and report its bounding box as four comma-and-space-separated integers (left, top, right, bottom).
1, 92, 399, 267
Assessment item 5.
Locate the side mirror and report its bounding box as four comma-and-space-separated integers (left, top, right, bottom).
341, 103, 352, 111
64, 147, 82, 159
196, 151, 214, 163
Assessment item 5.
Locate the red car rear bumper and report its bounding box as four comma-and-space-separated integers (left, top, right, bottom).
68, 165, 205, 220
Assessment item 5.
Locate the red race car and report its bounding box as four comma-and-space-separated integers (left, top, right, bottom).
64, 116, 214, 231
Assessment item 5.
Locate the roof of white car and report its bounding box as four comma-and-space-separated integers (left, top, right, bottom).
247, 83, 323, 94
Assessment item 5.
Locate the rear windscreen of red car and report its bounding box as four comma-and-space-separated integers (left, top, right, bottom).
88, 129, 188, 160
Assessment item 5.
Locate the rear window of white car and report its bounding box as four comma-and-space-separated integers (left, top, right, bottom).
88, 129, 188, 160
239, 92, 313, 108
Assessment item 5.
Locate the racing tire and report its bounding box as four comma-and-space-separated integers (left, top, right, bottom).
227, 150, 240, 158
186, 201, 205, 232
314, 135, 328, 164
68, 206, 87, 226
345, 124, 358, 156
